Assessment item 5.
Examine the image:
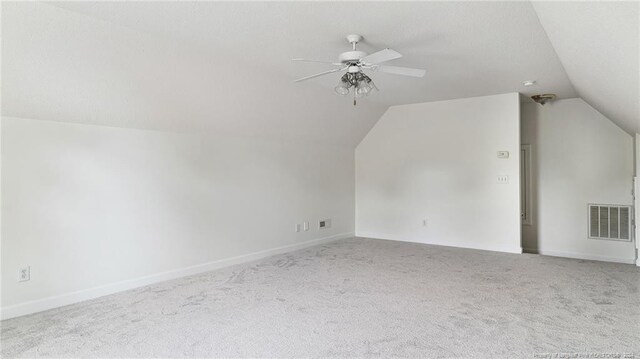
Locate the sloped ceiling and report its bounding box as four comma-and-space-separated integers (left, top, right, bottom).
1, 2, 387, 147
4, 1, 632, 147
532, 1, 639, 135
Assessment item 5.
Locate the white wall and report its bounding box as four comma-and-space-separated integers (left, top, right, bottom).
636, 133, 640, 266
636, 133, 639, 176
521, 99, 635, 263
1, 117, 355, 318
355, 93, 521, 253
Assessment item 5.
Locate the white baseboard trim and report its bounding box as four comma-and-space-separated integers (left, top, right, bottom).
1, 232, 353, 320
357, 232, 522, 254
523, 248, 636, 264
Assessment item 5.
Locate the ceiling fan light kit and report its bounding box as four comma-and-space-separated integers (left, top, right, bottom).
335, 72, 377, 97
293, 34, 426, 105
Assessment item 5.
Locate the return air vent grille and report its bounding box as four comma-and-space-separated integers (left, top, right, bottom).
589, 204, 631, 241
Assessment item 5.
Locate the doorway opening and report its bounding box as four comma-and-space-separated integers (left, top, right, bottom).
520, 144, 537, 252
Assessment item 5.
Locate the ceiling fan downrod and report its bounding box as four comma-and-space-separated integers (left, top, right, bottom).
346, 34, 363, 51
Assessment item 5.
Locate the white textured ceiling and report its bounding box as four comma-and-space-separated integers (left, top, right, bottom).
532, 1, 639, 135
3, 1, 629, 147
46, 0, 578, 101
1, 2, 387, 147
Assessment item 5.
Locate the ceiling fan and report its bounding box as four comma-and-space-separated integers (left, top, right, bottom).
292, 34, 426, 105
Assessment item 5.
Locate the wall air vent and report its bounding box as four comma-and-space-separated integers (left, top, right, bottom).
589, 204, 631, 241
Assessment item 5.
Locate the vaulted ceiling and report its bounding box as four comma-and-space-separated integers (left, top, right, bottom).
532, 1, 639, 135
2, 1, 637, 148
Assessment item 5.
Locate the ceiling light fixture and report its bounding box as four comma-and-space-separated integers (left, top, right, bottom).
523, 80, 536, 86
531, 94, 556, 105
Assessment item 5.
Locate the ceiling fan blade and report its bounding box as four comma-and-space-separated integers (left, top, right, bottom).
292, 58, 343, 66
293, 67, 346, 82
360, 48, 402, 65
376, 65, 426, 77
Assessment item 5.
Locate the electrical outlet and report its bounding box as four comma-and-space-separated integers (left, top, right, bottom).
497, 151, 510, 159
319, 219, 332, 229
295, 224, 301, 232
303, 222, 309, 231
497, 175, 509, 184
19, 266, 30, 282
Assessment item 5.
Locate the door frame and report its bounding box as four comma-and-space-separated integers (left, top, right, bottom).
521, 144, 533, 226
635, 177, 639, 266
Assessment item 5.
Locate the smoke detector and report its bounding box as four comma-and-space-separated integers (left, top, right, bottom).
531, 94, 556, 105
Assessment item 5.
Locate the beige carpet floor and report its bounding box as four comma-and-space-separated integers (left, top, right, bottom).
2, 237, 639, 358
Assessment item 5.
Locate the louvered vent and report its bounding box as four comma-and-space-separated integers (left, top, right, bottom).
589, 204, 631, 241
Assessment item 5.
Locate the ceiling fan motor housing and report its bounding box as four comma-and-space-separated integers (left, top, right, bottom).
339, 50, 368, 64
